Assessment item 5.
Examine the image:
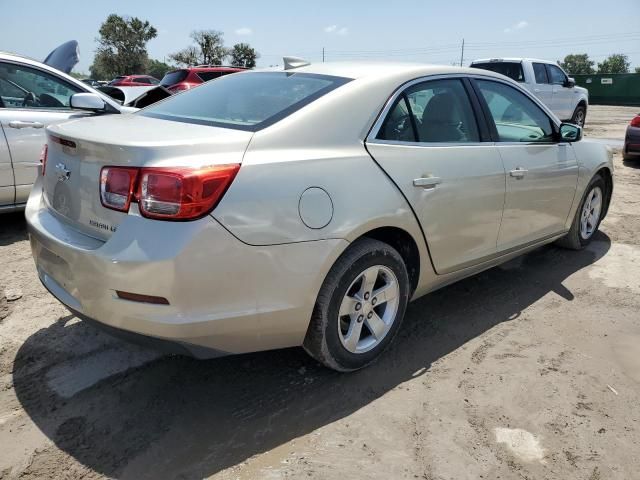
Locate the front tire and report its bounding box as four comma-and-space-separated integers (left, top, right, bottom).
556, 174, 606, 250
571, 104, 587, 127
303, 238, 410, 372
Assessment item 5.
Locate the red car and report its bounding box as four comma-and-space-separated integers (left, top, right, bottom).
159, 66, 246, 93
109, 75, 160, 87
623, 114, 640, 161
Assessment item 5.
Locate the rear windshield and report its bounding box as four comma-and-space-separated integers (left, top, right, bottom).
141, 72, 352, 131
471, 62, 524, 83
160, 70, 188, 86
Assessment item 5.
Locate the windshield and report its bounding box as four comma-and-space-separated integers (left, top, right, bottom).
141, 72, 351, 131
160, 70, 188, 86
471, 62, 524, 83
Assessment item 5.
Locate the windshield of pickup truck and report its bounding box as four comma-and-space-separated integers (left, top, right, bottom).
472, 62, 524, 83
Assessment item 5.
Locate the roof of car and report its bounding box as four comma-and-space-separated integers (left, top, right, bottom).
259, 61, 508, 81
186, 66, 247, 71
471, 58, 558, 65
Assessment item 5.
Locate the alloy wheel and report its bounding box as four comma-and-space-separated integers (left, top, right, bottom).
337, 265, 400, 354
580, 186, 602, 240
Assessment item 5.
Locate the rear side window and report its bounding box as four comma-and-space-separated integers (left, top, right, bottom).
160, 70, 188, 86
196, 71, 222, 82
532, 63, 549, 84
378, 79, 479, 143
141, 72, 351, 131
133, 78, 151, 84
476, 79, 554, 143
471, 62, 524, 82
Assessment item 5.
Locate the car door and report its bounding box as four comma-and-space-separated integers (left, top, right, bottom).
472, 78, 579, 251
546, 64, 572, 120
0, 123, 14, 206
531, 62, 554, 109
366, 77, 506, 274
0, 60, 85, 203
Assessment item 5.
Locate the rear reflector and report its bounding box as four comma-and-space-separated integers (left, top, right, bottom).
116, 291, 170, 305
100, 167, 139, 212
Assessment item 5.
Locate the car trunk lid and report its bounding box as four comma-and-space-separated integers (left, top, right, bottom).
43, 114, 253, 241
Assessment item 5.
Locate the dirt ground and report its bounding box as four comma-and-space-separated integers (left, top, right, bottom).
1, 105, 639, 480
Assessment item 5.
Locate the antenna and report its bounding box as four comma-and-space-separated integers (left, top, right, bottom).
283, 56, 310, 70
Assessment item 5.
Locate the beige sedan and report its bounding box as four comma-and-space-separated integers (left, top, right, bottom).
26, 61, 613, 371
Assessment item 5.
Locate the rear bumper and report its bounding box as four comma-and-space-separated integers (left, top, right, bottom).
26, 177, 347, 355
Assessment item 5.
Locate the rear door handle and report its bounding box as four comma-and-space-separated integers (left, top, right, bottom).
8, 120, 44, 129
509, 167, 528, 179
413, 176, 442, 189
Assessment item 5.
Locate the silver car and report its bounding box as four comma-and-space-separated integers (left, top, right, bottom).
26, 62, 613, 371
0, 52, 132, 213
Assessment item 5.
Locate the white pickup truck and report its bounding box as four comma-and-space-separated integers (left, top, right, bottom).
470, 58, 589, 126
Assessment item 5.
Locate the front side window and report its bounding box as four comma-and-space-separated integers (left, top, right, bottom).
471, 62, 524, 83
196, 71, 222, 82
476, 80, 554, 143
141, 72, 351, 131
0, 61, 81, 109
532, 63, 549, 84
546, 65, 567, 85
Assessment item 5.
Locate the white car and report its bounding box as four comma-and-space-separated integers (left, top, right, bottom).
0, 52, 133, 212
471, 58, 589, 126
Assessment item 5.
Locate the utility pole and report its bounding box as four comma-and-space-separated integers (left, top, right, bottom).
460, 39, 465, 67
322, 47, 325, 63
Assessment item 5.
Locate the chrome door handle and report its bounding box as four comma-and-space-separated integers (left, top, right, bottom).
413, 177, 442, 189
509, 168, 528, 179
8, 120, 44, 129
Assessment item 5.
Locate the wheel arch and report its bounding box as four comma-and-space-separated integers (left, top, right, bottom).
596, 166, 613, 219
355, 226, 421, 296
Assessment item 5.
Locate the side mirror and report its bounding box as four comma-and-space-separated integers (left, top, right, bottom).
564, 77, 576, 88
559, 122, 582, 142
70, 92, 106, 112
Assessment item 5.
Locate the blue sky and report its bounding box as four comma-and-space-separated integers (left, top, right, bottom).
2, 0, 639, 74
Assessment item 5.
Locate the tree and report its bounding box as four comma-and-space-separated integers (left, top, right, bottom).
170, 30, 228, 66
597, 54, 630, 74
559, 54, 595, 75
229, 43, 259, 68
68, 71, 89, 80
147, 59, 174, 79
635, 67, 640, 74
91, 14, 157, 79
169, 46, 199, 67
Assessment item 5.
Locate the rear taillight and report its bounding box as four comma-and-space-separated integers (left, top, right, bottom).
100, 167, 139, 212
99, 164, 240, 220
631, 115, 640, 128
39, 144, 48, 175
138, 165, 240, 219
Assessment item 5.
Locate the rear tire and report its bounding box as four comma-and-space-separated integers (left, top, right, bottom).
556, 174, 606, 250
571, 104, 587, 127
303, 238, 410, 372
